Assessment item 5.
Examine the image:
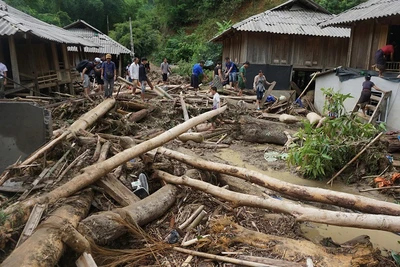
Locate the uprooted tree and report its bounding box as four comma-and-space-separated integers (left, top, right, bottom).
288, 88, 386, 180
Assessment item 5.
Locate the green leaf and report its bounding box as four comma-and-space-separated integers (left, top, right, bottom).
391, 251, 400, 266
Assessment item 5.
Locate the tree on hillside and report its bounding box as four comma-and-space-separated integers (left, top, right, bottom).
314, 0, 367, 14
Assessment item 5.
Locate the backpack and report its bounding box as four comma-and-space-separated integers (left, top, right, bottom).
76, 60, 89, 73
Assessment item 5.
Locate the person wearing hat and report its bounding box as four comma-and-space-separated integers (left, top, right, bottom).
93, 57, 103, 93
238, 61, 250, 96
191, 60, 207, 91
356, 74, 386, 117
101, 54, 116, 98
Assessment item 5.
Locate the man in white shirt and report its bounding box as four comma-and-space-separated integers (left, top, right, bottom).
160, 58, 171, 85
0, 62, 8, 99
129, 57, 140, 94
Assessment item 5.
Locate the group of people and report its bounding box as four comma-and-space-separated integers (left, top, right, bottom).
81, 54, 116, 98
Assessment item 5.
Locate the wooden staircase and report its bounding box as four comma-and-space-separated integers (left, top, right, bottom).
352, 91, 391, 124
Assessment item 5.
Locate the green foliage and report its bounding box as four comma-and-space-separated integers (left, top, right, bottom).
175, 60, 193, 76
0, 210, 8, 226
216, 20, 233, 35
288, 88, 385, 180
314, 0, 367, 14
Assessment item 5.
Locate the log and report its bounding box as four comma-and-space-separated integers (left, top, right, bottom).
279, 114, 301, 124
119, 100, 149, 111
157, 147, 400, 216
178, 133, 204, 143
239, 256, 301, 267
0, 106, 227, 248
155, 170, 400, 233
212, 218, 377, 267
195, 123, 213, 132
78, 184, 178, 245
2, 190, 93, 267
239, 116, 297, 145
154, 85, 173, 99
68, 98, 116, 138
128, 108, 149, 122
180, 92, 190, 122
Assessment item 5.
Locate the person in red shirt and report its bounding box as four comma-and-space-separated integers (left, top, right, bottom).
375, 43, 396, 77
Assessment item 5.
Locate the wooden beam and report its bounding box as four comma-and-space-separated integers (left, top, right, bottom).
118, 54, 122, 78
346, 24, 355, 67
96, 173, 140, 206
8, 35, 21, 89
61, 44, 74, 95
366, 21, 375, 69
15, 204, 47, 248
76, 253, 98, 267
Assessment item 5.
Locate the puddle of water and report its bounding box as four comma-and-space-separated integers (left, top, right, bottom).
301, 223, 400, 254
216, 148, 400, 253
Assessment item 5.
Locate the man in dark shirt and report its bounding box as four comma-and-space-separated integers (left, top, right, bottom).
139, 57, 149, 102
101, 54, 116, 98
81, 61, 95, 96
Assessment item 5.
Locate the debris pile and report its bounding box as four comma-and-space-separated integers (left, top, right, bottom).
0, 77, 398, 267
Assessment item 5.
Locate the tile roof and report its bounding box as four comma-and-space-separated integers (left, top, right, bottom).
64, 20, 131, 55
211, 0, 350, 42
321, 0, 400, 27
0, 1, 95, 47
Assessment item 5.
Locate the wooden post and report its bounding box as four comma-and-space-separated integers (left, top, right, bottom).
51, 43, 60, 92
26, 37, 38, 96
346, 24, 354, 67
118, 54, 122, 78
8, 35, 21, 90
61, 44, 74, 95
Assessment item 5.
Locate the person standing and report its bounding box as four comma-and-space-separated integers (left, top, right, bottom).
139, 57, 149, 102
238, 61, 250, 96
212, 61, 224, 91
101, 54, 116, 98
129, 57, 140, 94
0, 61, 7, 99
191, 60, 206, 91
211, 86, 220, 110
81, 60, 95, 96
253, 70, 272, 110
225, 57, 237, 90
375, 43, 396, 77
160, 58, 172, 85
94, 57, 104, 93
355, 74, 386, 116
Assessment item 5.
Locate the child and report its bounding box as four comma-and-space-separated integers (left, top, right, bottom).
211, 86, 220, 110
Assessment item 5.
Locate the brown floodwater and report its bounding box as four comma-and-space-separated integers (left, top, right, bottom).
217, 148, 400, 254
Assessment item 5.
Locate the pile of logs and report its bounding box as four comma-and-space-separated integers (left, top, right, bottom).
0, 79, 398, 267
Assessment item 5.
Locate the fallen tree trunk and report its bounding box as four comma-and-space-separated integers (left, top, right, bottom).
239, 116, 297, 145
68, 98, 116, 137
128, 108, 150, 122
156, 147, 400, 216
2, 190, 93, 267
118, 100, 149, 111
78, 184, 178, 245
0, 106, 227, 248
154, 170, 400, 232
211, 218, 377, 267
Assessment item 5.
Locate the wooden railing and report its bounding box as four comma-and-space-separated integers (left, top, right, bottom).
386, 61, 400, 71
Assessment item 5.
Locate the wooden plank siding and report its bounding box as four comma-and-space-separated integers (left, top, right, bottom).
222, 32, 349, 70
347, 16, 400, 70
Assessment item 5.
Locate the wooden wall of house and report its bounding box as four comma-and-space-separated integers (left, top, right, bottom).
221, 32, 348, 70
348, 16, 400, 70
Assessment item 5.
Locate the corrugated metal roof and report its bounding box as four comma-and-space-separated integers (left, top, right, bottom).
321, 0, 400, 27
64, 20, 131, 55
0, 1, 95, 47
211, 0, 350, 42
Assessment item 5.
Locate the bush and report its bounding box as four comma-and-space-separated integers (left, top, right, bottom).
288, 88, 385, 180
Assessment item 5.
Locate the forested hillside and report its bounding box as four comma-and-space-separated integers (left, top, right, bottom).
4, 0, 366, 64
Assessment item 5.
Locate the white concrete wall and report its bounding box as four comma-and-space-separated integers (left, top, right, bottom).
314, 72, 400, 130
